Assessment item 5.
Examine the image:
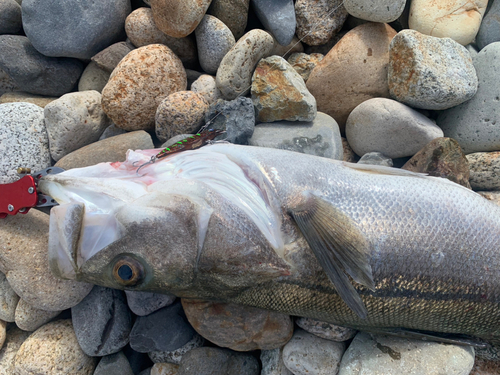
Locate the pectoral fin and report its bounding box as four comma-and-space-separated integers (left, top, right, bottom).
289, 193, 374, 319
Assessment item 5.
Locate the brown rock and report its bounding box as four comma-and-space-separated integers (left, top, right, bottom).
0, 320, 5, 350
150, 0, 212, 38
182, 299, 293, 351
288, 52, 324, 82
91, 42, 134, 73
0, 91, 57, 108
207, 0, 250, 40
306, 23, 397, 133
55, 131, 154, 170
101, 44, 187, 131
0, 326, 30, 375
402, 137, 471, 188
470, 357, 500, 374
151, 363, 180, 375
466, 152, 500, 191
477, 192, 500, 207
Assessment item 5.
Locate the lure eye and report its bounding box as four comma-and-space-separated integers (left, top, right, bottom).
112, 256, 145, 286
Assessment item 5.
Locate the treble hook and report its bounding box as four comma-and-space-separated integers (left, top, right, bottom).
135, 155, 156, 176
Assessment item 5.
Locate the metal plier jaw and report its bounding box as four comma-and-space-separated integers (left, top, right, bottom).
0, 167, 64, 218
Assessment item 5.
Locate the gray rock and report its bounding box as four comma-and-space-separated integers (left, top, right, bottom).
0, 103, 50, 184
358, 152, 394, 167
78, 61, 111, 93
195, 15, 235, 75
0, 66, 19, 96
344, 0, 406, 23
252, 0, 296, 46
466, 152, 500, 191
99, 124, 127, 140
295, 318, 357, 342
130, 300, 197, 353
437, 42, 500, 153
282, 329, 346, 375
207, 0, 250, 40
148, 333, 205, 365
94, 352, 134, 375
477, 0, 500, 50
191, 75, 222, 104
0, 326, 31, 375
15, 298, 61, 331
72, 286, 132, 357
22, 0, 131, 59
177, 347, 260, 375
0, 0, 22, 34
338, 332, 475, 375
249, 112, 343, 160
125, 291, 176, 316
388, 29, 478, 110
138, 369, 152, 375
345, 98, 444, 158
44, 90, 111, 161
0, 272, 19, 322
92, 42, 134, 73
0, 35, 83, 96
261, 348, 293, 375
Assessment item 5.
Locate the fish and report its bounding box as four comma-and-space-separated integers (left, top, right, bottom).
39, 143, 500, 346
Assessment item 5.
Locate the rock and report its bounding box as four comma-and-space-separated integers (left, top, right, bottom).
78, 62, 111, 93
55, 131, 153, 170
102, 44, 187, 131
94, 352, 134, 375
358, 152, 394, 167
287, 53, 324, 82
216, 29, 274, 100
125, 8, 198, 68
125, 291, 176, 316
470, 357, 500, 374
0, 35, 83, 96
477, 0, 500, 50
388, 29, 478, 110
22, 0, 131, 59
191, 75, 221, 104
0, 0, 22, 34
204, 97, 255, 144
44, 90, 111, 161
477, 191, 500, 206
0, 209, 93, 311
92, 42, 134, 73
15, 299, 61, 332
270, 35, 305, 59
0, 66, 19, 95
150, 0, 212, 38
151, 363, 179, 375
186, 69, 205, 89
0, 272, 18, 322
252, 56, 317, 122
344, 0, 406, 23
124, 346, 154, 374
338, 332, 475, 375
139, 369, 153, 375
282, 329, 346, 375
467, 152, 500, 191
409, 0, 488, 46
176, 347, 260, 375
304, 31, 345, 55
182, 299, 293, 351
295, 318, 357, 341
295, 0, 348, 46
402, 137, 471, 188
155, 91, 209, 142
0, 321, 5, 349
130, 300, 197, 353
0, 103, 50, 184
0, 92, 57, 108
249, 112, 343, 160
252, 0, 296, 46
346, 98, 444, 158
0, 326, 31, 375
72, 286, 132, 357
261, 348, 293, 375
148, 333, 205, 365
99, 124, 128, 140
195, 15, 235, 75
342, 137, 359, 163
207, 0, 250, 40
14, 319, 97, 375
437, 42, 500, 153
306, 23, 397, 133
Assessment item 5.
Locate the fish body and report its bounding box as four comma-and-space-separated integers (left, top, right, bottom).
40, 144, 500, 344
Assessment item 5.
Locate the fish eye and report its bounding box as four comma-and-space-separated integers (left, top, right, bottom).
112, 256, 145, 286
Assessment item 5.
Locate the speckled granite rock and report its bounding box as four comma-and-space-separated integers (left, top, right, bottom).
0, 272, 18, 322
15, 299, 61, 332
207, 0, 250, 40
0, 92, 57, 108
191, 75, 221, 104
295, 318, 357, 341
0, 326, 31, 375
288, 53, 324, 82
467, 152, 500, 191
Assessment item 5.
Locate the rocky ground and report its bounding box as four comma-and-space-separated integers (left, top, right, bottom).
1, 0, 500, 374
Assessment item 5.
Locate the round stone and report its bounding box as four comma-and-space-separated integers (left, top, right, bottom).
0, 0, 22, 34
0, 272, 19, 322
476, 0, 500, 50
344, 0, 406, 23
288, 52, 324, 82
0, 326, 31, 374
207, 0, 250, 40
125, 291, 176, 316
295, 318, 357, 341
252, 0, 296, 46
191, 75, 221, 104
15, 298, 61, 332
467, 152, 500, 191
78, 62, 111, 93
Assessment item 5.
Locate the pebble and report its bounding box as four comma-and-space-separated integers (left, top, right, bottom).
470, 357, 500, 374
148, 333, 205, 365
72, 286, 132, 357
252, 0, 296, 46
0, 66, 19, 95
91, 42, 134, 73
345, 98, 444, 158
358, 152, 394, 167
408, 0, 488, 46
304, 31, 344, 55
191, 75, 222, 104
130, 300, 197, 353
477, 0, 500, 50
249, 112, 343, 160
22, 0, 131, 59
437, 42, 500, 153
151, 363, 179, 375
176, 347, 260, 375
102, 44, 187, 131
295, 318, 357, 342
344, 0, 406, 23
338, 332, 475, 375
14, 319, 97, 375
182, 299, 293, 351
150, 0, 212, 38
466, 151, 500, 191
186, 69, 205, 89
14, 299, 61, 332
155, 91, 209, 142
195, 15, 235, 75
0, 92, 57, 108
282, 329, 346, 375
78, 62, 111, 93
0, 272, 18, 322
125, 290, 176, 316
307, 23, 397, 132
342, 137, 359, 163
0, 102, 50, 184
271, 36, 305, 59
99, 124, 127, 140
44, 90, 111, 161
216, 29, 274, 100
55, 131, 154, 170
388, 29, 478, 110
0, 209, 93, 311
252, 56, 317, 123
125, 8, 198, 68
477, 191, 500, 206
402, 137, 471, 188
0, 0, 22, 34
0, 321, 5, 349
261, 348, 293, 375
0, 326, 31, 375
295, 0, 348, 46
0, 35, 83, 96
207, 0, 250, 40
94, 351, 134, 375
287, 53, 324, 82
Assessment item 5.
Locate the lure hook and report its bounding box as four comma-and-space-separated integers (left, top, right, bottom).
135, 155, 156, 176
